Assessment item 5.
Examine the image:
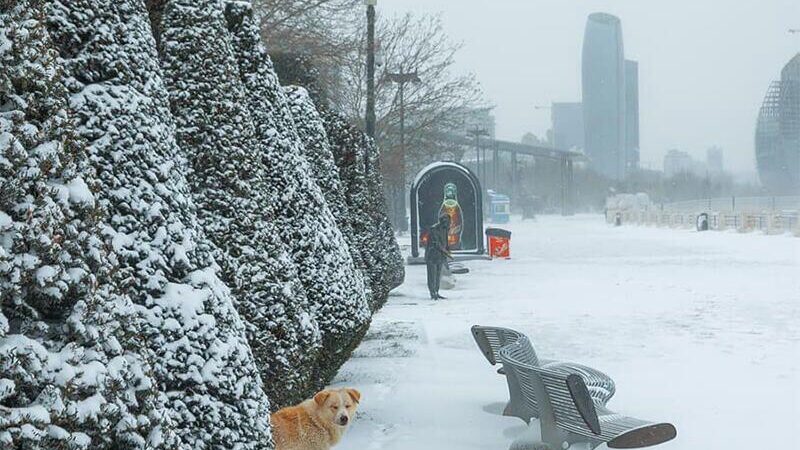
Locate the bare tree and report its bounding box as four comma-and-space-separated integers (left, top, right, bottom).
336, 13, 485, 173
253, 4, 485, 167
253, 0, 361, 101
253, 4, 487, 227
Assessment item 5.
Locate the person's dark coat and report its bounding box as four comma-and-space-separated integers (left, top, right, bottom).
425, 216, 450, 299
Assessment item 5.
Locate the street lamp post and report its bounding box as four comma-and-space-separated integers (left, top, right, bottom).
365, 0, 377, 173
386, 69, 420, 232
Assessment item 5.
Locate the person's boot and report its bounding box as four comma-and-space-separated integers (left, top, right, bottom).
436, 294, 447, 300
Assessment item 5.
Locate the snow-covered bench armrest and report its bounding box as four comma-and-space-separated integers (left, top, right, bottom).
500, 339, 677, 450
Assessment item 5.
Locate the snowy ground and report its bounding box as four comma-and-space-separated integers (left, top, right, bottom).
331, 214, 799, 450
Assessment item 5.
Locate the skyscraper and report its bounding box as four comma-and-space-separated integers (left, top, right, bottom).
756, 53, 800, 194
625, 59, 640, 171
582, 12, 626, 180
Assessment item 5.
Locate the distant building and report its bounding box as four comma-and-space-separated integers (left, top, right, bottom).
755, 53, 800, 194
663, 149, 694, 177
624, 60, 640, 170
582, 13, 627, 180
706, 146, 724, 176
551, 102, 584, 152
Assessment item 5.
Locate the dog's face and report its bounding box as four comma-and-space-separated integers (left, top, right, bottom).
313, 388, 361, 427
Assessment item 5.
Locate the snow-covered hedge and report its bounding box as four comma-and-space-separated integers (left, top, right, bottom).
223, 1, 371, 383
321, 111, 405, 309
283, 86, 372, 302
154, 0, 321, 409
2, 0, 403, 446
1, 4, 165, 447
44, 0, 273, 448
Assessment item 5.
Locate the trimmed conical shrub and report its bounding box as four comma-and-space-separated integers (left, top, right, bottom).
322, 111, 404, 309
223, 1, 371, 383
1, 3, 166, 448
283, 86, 371, 301
153, 0, 321, 409
45, 1, 273, 448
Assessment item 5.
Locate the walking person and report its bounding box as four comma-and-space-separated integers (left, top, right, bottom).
425, 213, 451, 300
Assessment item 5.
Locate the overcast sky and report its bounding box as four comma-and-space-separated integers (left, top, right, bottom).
379, 0, 800, 174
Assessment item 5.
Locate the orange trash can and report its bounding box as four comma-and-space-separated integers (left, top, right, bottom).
485, 228, 511, 259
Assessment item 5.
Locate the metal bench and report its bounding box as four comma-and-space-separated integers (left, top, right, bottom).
471, 325, 616, 422
499, 338, 677, 449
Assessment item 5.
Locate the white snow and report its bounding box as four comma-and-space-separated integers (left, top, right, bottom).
67, 177, 95, 206
333, 214, 799, 450
0, 379, 14, 401
0, 211, 11, 230
72, 393, 106, 422
34, 265, 58, 286
153, 282, 209, 327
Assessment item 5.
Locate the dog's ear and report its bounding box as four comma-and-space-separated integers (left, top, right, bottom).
345, 388, 361, 404
314, 390, 331, 406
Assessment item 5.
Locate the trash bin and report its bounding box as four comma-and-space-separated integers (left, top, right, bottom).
614, 212, 622, 227
696, 213, 709, 231
485, 228, 511, 259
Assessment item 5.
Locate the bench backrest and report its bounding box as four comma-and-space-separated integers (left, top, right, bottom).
527, 361, 677, 448
497, 337, 546, 420
471, 325, 539, 366
495, 333, 677, 449
529, 365, 603, 438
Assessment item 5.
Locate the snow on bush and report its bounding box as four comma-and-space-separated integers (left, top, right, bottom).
283, 86, 372, 303
44, 0, 273, 448
1, 3, 166, 448
3, 0, 403, 445
153, 0, 321, 408
223, 1, 371, 383
321, 111, 405, 309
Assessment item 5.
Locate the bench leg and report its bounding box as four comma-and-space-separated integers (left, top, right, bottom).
503, 402, 532, 424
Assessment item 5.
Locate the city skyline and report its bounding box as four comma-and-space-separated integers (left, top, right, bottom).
379, 0, 800, 175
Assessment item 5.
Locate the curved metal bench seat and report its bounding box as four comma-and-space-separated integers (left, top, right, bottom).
471, 325, 616, 414
471, 325, 528, 366
541, 360, 616, 404
499, 340, 676, 449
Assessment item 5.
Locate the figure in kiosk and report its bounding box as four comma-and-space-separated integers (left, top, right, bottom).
437, 182, 463, 250
425, 213, 452, 300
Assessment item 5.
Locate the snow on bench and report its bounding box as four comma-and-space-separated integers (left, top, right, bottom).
499, 338, 676, 449
471, 325, 615, 423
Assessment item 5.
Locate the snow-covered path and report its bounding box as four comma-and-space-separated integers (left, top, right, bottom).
332, 215, 799, 450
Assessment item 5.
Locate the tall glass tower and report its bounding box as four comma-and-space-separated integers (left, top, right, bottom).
582, 13, 626, 180
756, 53, 800, 194
625, 59, 640, 171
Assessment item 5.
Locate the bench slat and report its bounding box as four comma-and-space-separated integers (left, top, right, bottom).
472, 325, 614, 404
499, 339, 677, 449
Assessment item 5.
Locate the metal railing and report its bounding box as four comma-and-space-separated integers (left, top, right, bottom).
607, 196, 800, 236
661, 196, 800, 213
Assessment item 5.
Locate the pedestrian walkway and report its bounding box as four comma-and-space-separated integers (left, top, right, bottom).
332, 215, 799, 450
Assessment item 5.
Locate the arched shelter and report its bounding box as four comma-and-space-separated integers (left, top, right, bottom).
410, 161, 485, 259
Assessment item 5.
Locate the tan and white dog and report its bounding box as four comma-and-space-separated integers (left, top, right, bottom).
271, 388, 361, 450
